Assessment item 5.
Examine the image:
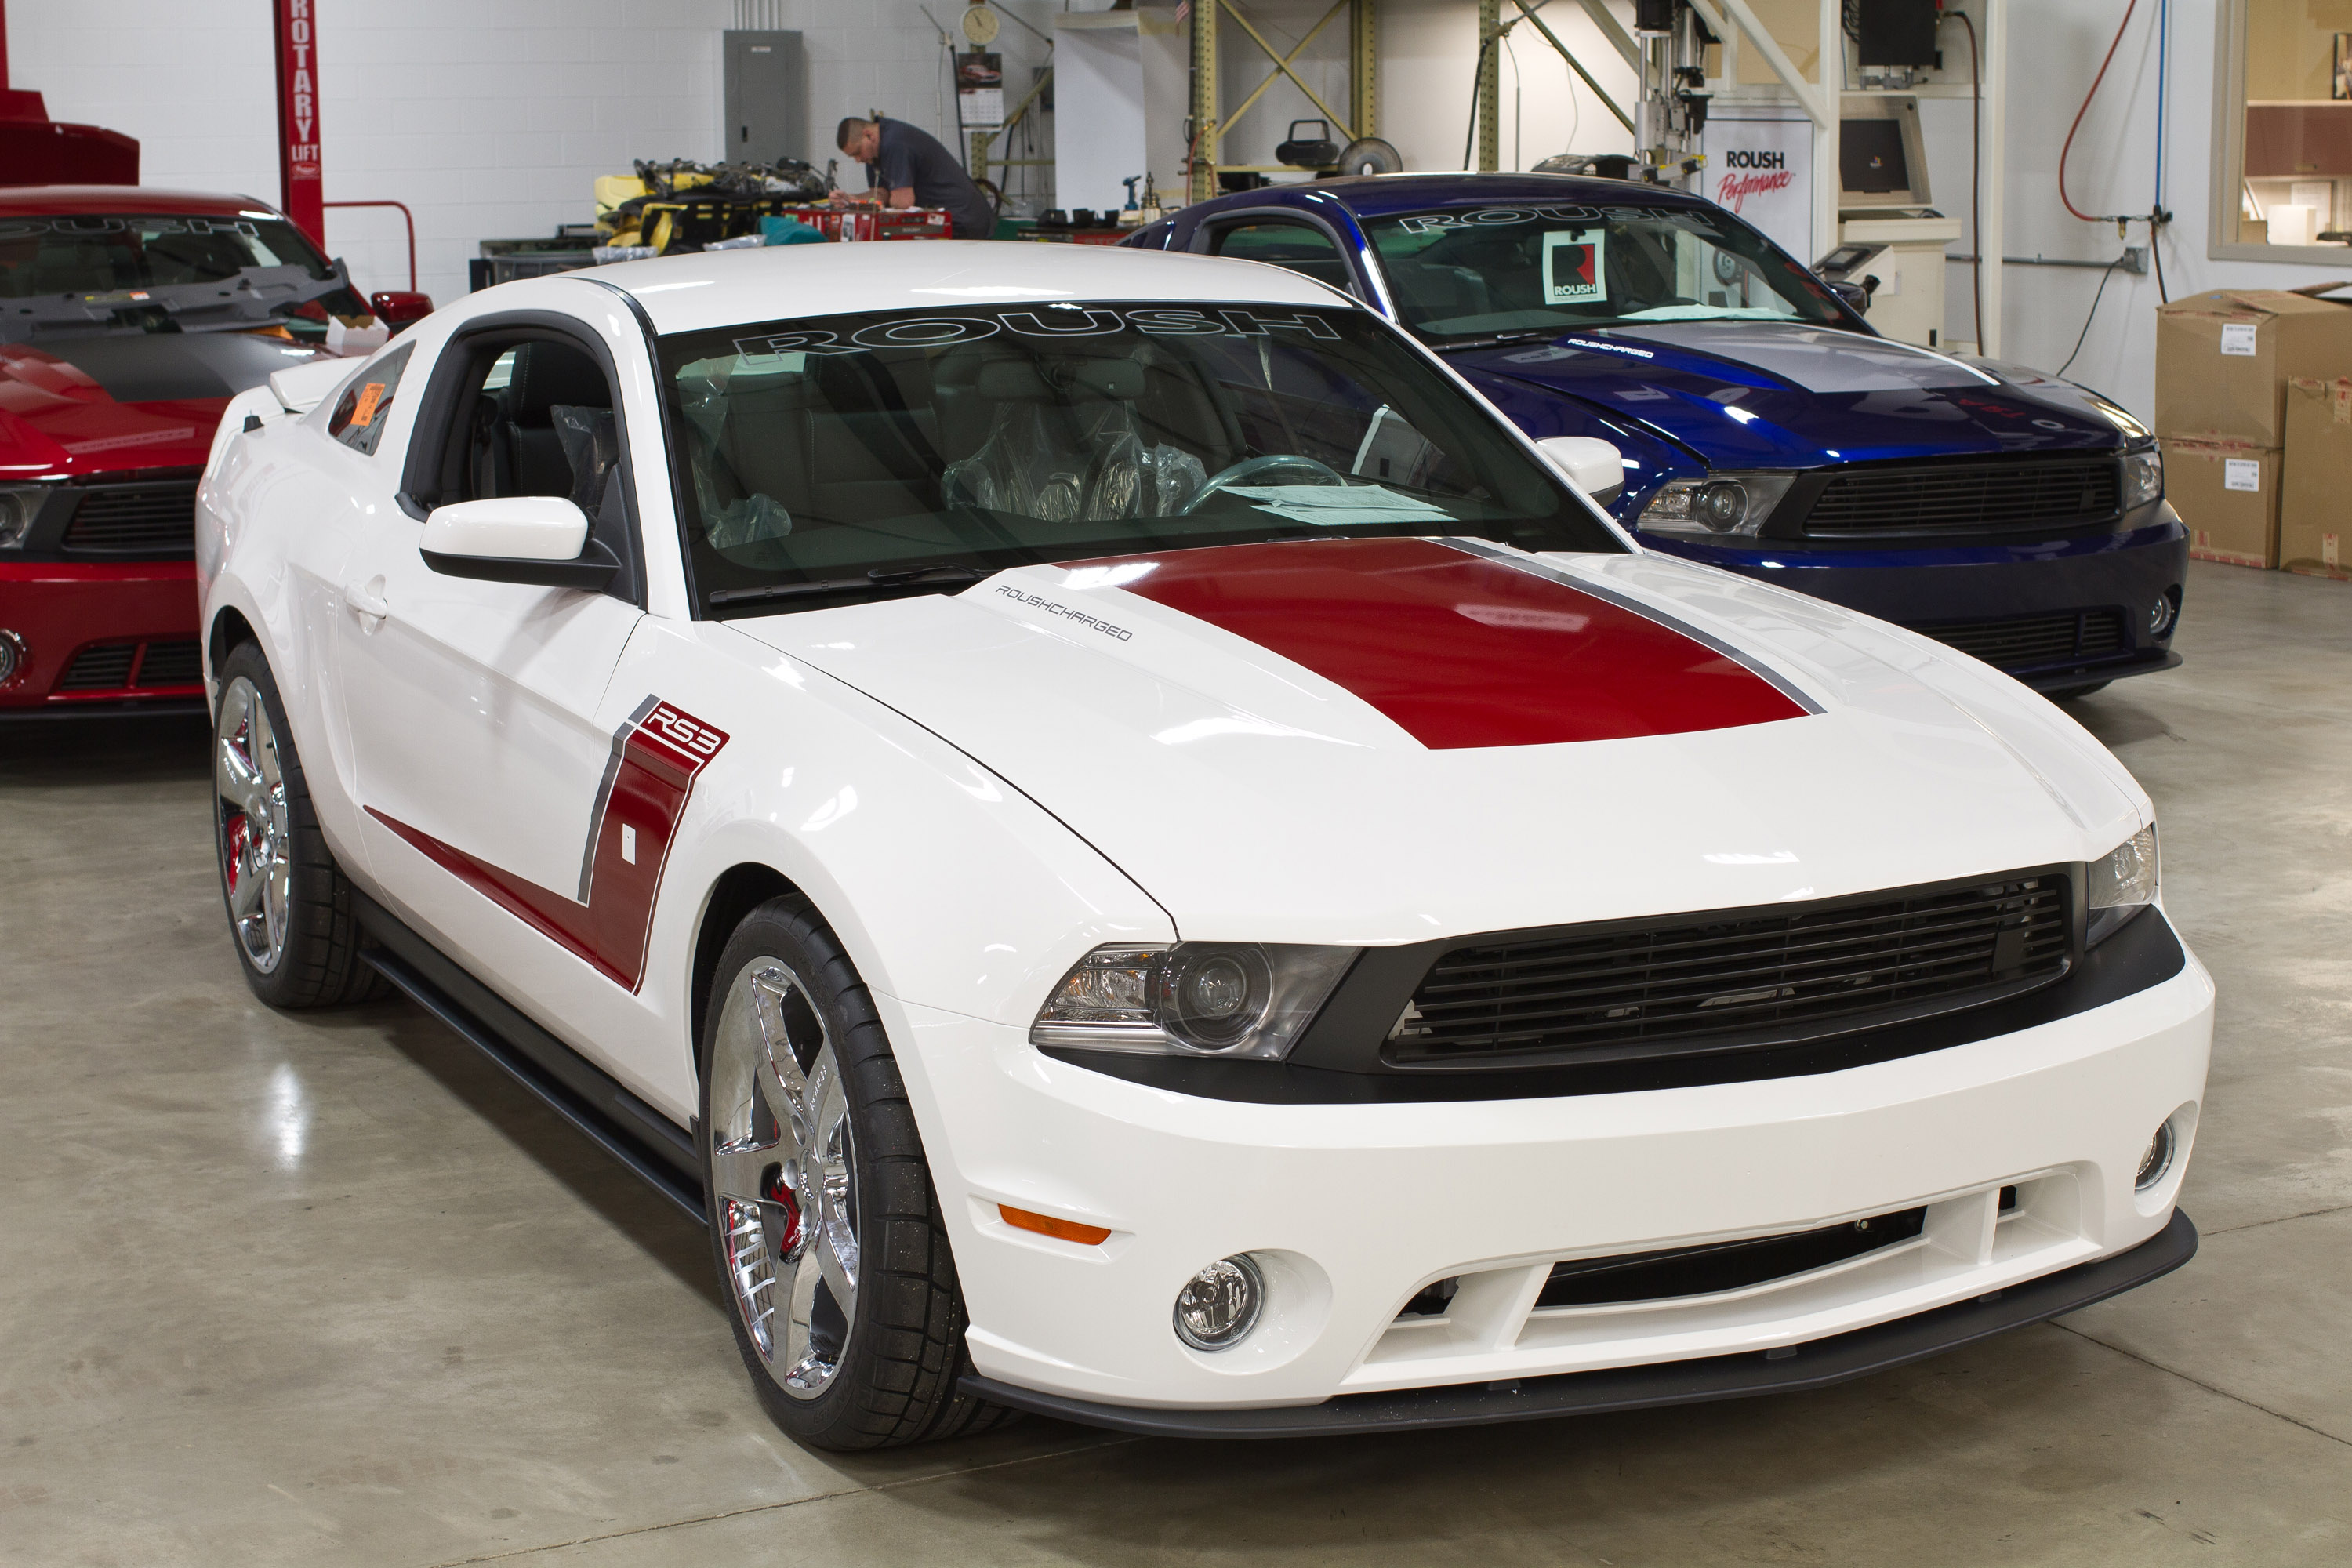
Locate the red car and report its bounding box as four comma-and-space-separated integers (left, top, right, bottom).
0, 186, 427, 716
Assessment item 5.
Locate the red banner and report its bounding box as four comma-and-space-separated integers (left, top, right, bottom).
274, 0, 322, 245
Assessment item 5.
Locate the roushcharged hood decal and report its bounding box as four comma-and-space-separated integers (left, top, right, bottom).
1077, 536, 1809, 747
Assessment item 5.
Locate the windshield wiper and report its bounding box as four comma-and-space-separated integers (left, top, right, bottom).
1423, 328, 1566, 354
706, 564, 984, 609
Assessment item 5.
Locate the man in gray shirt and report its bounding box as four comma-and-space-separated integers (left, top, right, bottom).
835, 116, 997, 240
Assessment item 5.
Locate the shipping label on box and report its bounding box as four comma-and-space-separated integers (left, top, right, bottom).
2155, 288, 2352, 447
2164, 437, 2281, 568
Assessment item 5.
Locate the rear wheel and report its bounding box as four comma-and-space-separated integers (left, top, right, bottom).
212, 643, 381, 1008
700, 895, 1014, 1450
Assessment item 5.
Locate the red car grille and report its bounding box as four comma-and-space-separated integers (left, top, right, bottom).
57, 639, 203, 691
61, 481, 200, 556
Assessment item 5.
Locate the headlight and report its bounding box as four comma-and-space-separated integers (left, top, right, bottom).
2121, 446, 2163, 510
2087, 822, 2158, 947
0, 485, 47, 548
1030, 942, 1356, 1061
1636, 473, 1797, 538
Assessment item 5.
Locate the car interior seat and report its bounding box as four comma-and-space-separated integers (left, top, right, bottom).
475, 340, 612, 501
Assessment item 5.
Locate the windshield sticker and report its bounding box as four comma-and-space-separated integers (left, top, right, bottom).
731, 305, 1339, 362
1543, 231, 1606, 305
1392, 205, 1600, 234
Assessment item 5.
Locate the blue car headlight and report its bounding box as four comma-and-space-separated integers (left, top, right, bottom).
1637, 473, 1797, 538
2122, 445, 2163, 510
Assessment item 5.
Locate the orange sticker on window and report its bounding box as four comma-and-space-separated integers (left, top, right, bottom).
351, 382, 387, 427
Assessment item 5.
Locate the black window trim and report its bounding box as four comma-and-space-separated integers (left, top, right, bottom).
1188, 206, 1368, 300
395, 308, 648, 608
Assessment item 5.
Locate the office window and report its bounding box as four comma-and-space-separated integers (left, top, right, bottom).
2217, 0, 2352, 257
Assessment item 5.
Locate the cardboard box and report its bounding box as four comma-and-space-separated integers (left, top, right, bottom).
2281, 376, 2352, 579
2154, 286, 2352, 446
2163, 437, 2280, 568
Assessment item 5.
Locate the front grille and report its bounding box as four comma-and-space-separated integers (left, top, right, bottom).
134, 640, 201, 687
60, 481, 200, 555
1389, 874, 2071, 1066
1802, 458, 2119, 537
1534, 1206, 1928, 1310
58, 642, 136, 690
1917, 608, 2129, 670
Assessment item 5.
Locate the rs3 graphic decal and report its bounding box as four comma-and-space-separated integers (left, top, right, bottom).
369, 699, 730, 992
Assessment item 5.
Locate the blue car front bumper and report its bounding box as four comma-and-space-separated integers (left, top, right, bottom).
1641, 509, 2188, 694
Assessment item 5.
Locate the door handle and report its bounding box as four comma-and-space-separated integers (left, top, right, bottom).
347, 575, 390, 630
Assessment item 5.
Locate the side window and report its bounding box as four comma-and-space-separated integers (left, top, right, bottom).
1208, 220, 1356, 296
327, 344, 414, 456
448, 336, 621, 516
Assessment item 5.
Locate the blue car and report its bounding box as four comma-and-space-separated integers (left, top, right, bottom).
1127, 175, 2184, 696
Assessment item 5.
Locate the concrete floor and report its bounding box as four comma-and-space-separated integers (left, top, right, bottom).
4, 558, 2349, 1566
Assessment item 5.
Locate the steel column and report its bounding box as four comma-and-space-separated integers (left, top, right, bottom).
1476, 0, 1500, 172
1352, 0, 1377, 140
272, 0, 324, 245
1192, 0, 1219, 201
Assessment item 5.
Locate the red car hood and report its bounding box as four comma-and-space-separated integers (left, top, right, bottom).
0, 336, 329, 477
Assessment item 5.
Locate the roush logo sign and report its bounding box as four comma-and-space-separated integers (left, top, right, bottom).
1700, 114, 1811, 263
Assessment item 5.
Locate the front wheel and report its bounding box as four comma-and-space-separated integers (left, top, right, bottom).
700, 895, 1014, 1450
212, 642, 380, 1008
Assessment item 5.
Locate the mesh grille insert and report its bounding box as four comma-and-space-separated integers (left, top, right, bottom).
1802, 459, 2119, 537
1534, 1207, 1929, 1310
58, 642, 137, 690
61, 481, 200, 555
1389, 875, 2071, 1066
133, 640, 202, 687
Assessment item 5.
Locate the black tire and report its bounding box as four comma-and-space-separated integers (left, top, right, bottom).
211, 641, 383, 1008
699, 893, 1016, 1450
2049, 681, 2112, 701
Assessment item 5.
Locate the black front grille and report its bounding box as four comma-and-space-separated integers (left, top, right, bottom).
1389, 874, 2072, 1066
58, 642, 136, 690
134, 640, 202, 687
1918, 608, 2129, 670
61, 481, 199, 555
1803, 459, 2119, 537
1534, 1207, 1929, 1310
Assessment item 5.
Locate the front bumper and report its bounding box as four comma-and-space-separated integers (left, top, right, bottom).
884, 912, 2211, 1420
964, 1209, 2198, 1436
0, 560, 205, 714
1641, 511, 2189, 692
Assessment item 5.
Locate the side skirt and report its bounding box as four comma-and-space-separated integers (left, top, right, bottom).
353, 891, 706, 1225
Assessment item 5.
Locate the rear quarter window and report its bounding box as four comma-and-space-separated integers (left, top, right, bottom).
328, 343, 415, 456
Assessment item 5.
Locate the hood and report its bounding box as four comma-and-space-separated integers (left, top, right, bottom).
731, 538, 2142, 944
0, 335, 330, 475
1450, 321, 2134, 470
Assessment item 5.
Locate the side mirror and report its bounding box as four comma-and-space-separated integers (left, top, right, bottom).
371, 290, 435, 332
419, 497, 619, 589
1536, 436, 1626, 505
1827, 278, 1877, 317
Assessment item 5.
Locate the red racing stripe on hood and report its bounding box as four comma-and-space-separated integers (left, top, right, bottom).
1073, 537, 1806, 748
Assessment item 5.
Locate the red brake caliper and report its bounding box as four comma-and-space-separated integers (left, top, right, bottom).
764, 1167, 802, 1253
225, 815, 250, 896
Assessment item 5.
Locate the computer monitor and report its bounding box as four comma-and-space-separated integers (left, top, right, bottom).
1838, 98, 1932, 209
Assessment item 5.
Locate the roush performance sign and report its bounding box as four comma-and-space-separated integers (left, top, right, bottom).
274, 0, 323, 245
1700, 114, 1810, 264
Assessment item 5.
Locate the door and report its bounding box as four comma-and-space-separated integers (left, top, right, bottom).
724, 31, 805, 164
338, 331, 647, 1008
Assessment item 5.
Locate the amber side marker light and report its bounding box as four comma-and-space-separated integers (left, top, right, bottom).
1000, 1205, 1112, 1245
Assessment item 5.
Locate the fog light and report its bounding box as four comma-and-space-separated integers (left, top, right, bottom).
2135, 1120, 2176, 1191
1173, 1254, 1264, 1351
0, 629, 24, 686
2149, 592, 2180, 639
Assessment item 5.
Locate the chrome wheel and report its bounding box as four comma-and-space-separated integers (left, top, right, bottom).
710, 958, 860, 1399
216, 674, 292, 975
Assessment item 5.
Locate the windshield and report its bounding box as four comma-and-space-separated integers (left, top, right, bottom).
659, 301, 1624, 615
1365, 202, 1846, 342
0, 213, 333, 299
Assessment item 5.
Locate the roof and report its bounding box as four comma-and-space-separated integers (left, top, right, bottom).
1200, 172, 1714, 222
584, 239, 1348, 336
0, 186, 280, 220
